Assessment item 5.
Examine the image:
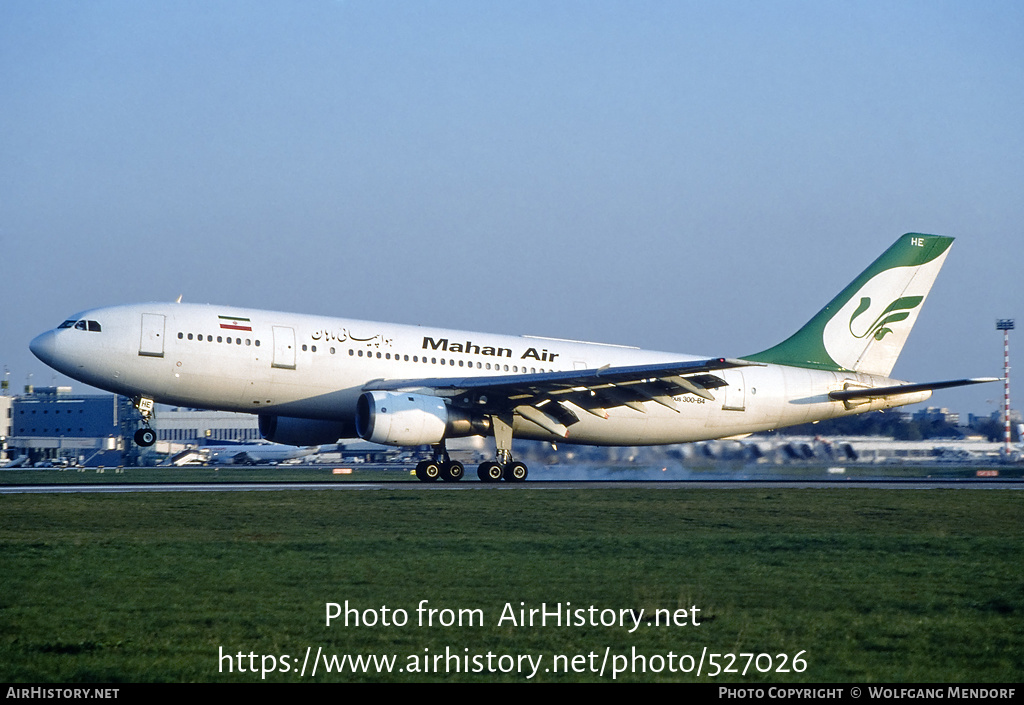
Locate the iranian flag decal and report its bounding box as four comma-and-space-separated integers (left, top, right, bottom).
219, 315, 253, 332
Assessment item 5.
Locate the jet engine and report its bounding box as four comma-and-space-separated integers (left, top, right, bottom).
355, 391, 489, 446
258, 415, 353, 446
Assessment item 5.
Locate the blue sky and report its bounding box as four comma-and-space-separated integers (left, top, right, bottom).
2, 0, 1022, 417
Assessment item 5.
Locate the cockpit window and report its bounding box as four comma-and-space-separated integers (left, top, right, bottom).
62, 319, 102, 332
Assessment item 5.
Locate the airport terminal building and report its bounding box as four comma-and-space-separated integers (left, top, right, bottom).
0, 385, 401, 468
1, 386, 260, 467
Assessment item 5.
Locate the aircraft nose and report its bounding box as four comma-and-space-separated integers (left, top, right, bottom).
29, 330, 58, 366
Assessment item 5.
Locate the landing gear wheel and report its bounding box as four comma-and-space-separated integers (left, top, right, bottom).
415, 460, 441, 482
440, 460, 464, 482
477, 461, 503, 483
503, 461, 528, 482
134, 428, 156, 447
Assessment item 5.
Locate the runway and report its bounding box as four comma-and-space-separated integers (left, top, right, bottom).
2, 478, 1021, 493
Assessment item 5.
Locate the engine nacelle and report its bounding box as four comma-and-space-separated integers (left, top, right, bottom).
355, 391, 489, 446
259, 415, 353, 446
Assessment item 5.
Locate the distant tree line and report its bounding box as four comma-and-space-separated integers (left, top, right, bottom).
768, 411, 1017, 442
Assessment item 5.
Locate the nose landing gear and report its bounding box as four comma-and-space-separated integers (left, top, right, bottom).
131, 396, 157, 447
134, 427, 157, 447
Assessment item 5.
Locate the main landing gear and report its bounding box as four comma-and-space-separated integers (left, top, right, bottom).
414, 440, 465, 482
414, 456, 528, 483
482, 414, 528, 482
415, 457, 465, 482
414, 422, 530, 483
475, 454, 528, 481
132, 396, 157, 448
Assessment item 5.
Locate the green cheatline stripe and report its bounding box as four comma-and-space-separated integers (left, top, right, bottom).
218, 315, 251, 322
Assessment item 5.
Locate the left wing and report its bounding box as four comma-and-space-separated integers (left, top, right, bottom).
365, 357, 762, 437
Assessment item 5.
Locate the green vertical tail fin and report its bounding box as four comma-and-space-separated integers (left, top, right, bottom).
743, 233, 954, 377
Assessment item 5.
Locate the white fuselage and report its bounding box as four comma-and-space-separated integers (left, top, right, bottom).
30, 302, 930, 446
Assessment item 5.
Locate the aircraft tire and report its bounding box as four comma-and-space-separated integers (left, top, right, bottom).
477, 461, 503, 482
440, 460, 464, 482
415, 460, 441, 482
503, 461, 528, 482
134, 428, 157, 447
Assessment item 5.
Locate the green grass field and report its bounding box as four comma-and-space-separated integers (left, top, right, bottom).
1, 487, 1021, 682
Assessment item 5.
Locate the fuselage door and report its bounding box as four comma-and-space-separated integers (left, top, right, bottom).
139, 314, 166, 358
272, 326, 297, 370
721, 370, 746, 411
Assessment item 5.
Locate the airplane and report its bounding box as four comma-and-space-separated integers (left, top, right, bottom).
200, 442, 320, 466
29, 233, 996, 482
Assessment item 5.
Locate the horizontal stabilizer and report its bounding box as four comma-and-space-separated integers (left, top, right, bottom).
828, 377, 999, 402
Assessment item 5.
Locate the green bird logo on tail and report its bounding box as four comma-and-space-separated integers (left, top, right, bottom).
849, 296, 924, 342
